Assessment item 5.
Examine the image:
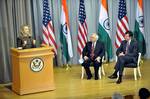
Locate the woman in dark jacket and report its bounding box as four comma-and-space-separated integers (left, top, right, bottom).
17, 25, 36, 49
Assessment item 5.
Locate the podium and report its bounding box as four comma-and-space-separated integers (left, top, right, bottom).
11, 45, 55, 95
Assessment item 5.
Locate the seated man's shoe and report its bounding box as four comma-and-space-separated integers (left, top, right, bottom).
116, 75, 122, 84
95, 76, 99, 80
87, 75, 92, 80
87, 76, 91, 80
108, 74, 117, 79
116, 78, 122, 84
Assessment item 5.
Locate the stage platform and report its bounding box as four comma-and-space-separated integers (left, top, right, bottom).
0, 60, 150, 99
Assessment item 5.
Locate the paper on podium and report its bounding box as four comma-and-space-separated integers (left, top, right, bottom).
79, 58, 84, 64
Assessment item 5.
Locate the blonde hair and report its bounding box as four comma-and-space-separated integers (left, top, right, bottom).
20, 25, 32, 37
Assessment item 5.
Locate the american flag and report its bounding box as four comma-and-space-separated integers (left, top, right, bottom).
77, 0, 88, 55
115, 0, 129, 48
42, 0, 57, 54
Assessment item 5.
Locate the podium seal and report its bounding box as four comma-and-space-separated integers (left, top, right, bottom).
30, 58, 44, 72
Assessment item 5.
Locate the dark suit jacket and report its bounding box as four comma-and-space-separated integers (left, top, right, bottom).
82, 40, 105, 60
116, 39, 138, 61
17, 36, 36, 49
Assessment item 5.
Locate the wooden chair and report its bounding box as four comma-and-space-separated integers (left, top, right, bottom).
116, 53, 142, 80
80, 56, 105, 79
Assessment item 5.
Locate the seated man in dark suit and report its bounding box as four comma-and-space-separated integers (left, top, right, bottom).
108, 31, 138, 84
17, 25, 36, 49
82, 33, 105, 80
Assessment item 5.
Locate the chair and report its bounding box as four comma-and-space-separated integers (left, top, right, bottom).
116, 53, 142, 80
80, 56, 105, 79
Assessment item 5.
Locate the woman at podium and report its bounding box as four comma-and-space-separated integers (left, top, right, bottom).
17, 25, 36, 49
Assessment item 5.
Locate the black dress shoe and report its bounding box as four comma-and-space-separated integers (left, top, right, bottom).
95, 77, 99, 80
87, 75, 92, 80
87, 76, 92, 80
116, 78, 122, 84
108, 74, 117, 79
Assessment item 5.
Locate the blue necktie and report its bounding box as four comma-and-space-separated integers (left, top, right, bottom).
125, 42, 129, 54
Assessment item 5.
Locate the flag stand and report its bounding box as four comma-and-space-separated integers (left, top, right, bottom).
65, 64, 71, 70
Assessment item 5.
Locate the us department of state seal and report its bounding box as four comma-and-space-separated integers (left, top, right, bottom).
30, 58, 44, 72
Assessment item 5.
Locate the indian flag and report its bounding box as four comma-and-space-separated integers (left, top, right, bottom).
60, 0, 73, 62
134, 0, 146, 56
98, 0, 113, 61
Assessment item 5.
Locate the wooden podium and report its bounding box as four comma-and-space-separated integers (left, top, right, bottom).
11, 45, 55, 95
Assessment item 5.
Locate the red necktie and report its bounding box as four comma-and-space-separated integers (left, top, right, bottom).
90, 43, 94, 60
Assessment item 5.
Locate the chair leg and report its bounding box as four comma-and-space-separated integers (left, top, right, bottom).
81, 67, 84, 79
101, 65, 105, 76
134, 68, 137, 80
99, 67, 102, 79
137, 67, 142, 77
123, 69, 126, 76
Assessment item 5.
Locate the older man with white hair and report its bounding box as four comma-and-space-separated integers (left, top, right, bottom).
81, 33, 105, 80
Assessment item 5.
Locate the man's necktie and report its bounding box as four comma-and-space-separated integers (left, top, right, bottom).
125, 42, 129, 54
90, 43, 94, 60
